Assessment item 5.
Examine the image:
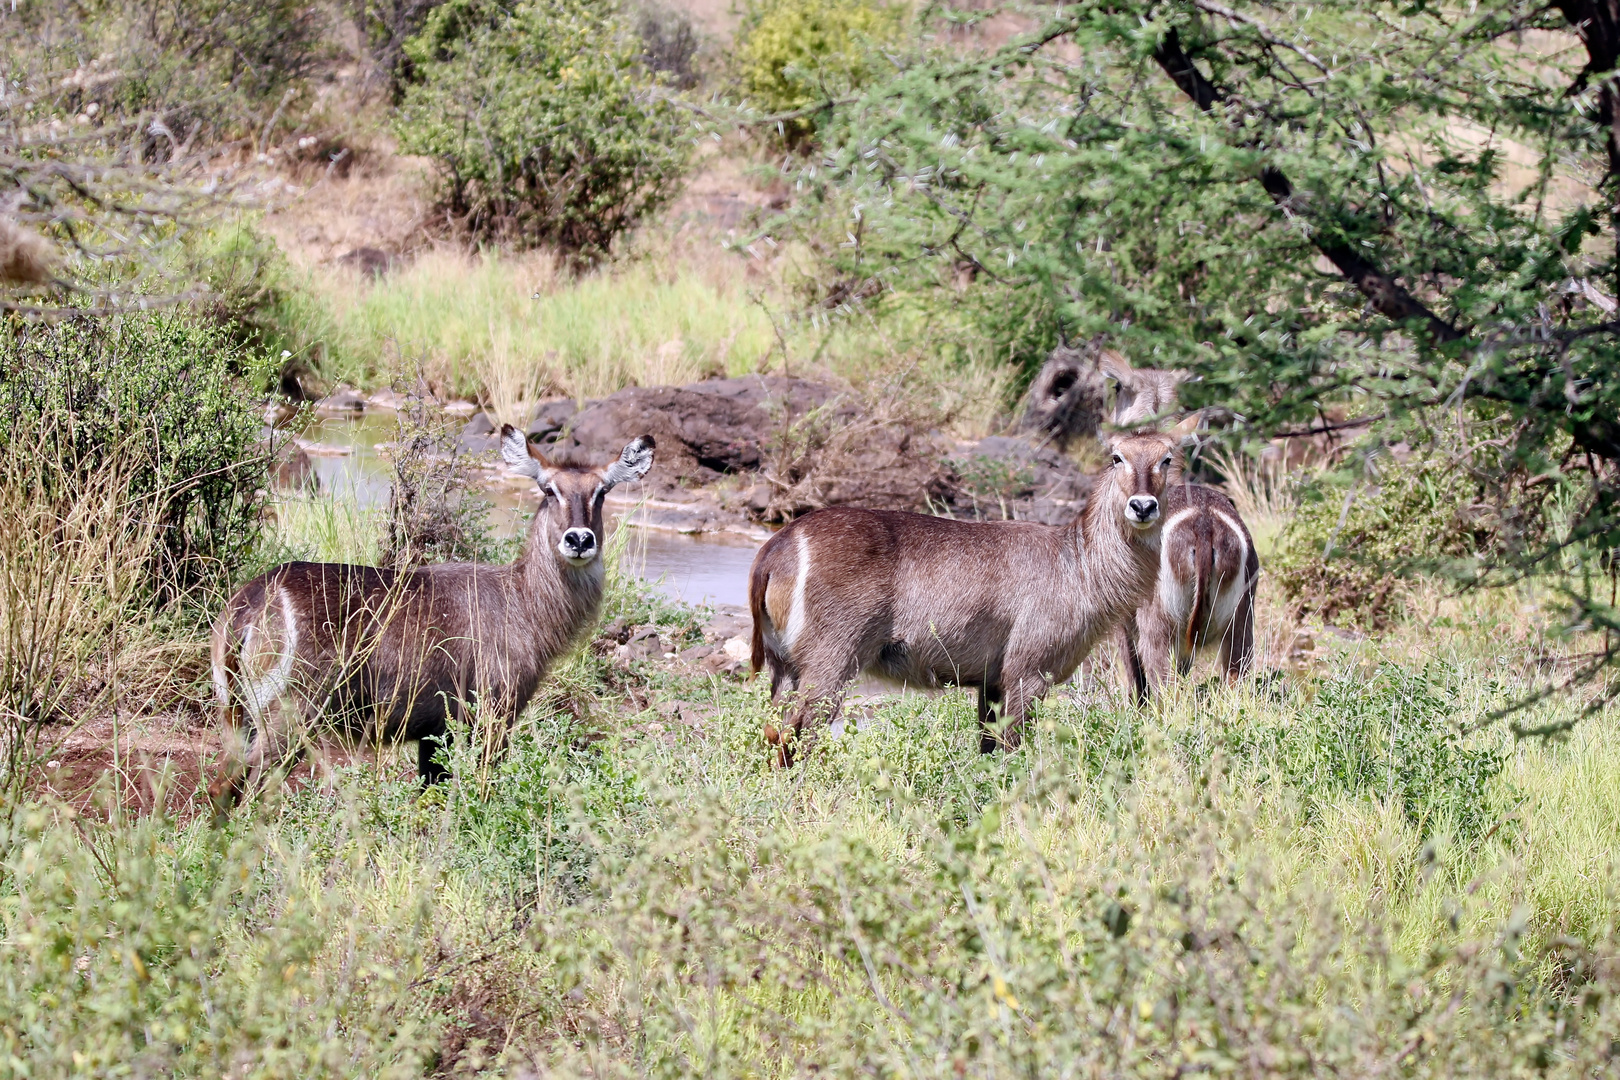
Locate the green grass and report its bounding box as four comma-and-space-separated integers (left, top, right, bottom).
4, 561, 1619, 1075
279, 245, 1023, 436
285, 248, 782, 404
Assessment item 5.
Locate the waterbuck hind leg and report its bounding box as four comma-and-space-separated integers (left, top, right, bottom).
1219, 580, 1258, 680
977, 682, 1005, 754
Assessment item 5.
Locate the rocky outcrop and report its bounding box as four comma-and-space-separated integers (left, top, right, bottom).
553, 375, 847, 485
943, 435, 1092, 525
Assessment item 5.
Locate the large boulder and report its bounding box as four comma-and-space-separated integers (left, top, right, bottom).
944, 435, 1093, 525
553, 375, 846, 485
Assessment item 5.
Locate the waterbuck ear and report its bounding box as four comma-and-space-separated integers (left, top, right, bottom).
1170, 410, 1203, 446
1099, 349, 1135, 385
602, 435, 656, 489
500, 424, 549, 481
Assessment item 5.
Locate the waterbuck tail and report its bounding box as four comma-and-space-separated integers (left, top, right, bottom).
1187, 513, 1215, 657
748, 552, 770, 675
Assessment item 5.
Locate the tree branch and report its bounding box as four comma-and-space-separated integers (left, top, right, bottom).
1150, 26, 1463, 346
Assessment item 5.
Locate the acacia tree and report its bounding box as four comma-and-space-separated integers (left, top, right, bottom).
777, 0, 1620, 681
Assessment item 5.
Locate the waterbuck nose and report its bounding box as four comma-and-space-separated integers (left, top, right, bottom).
559, 527, 597, 560
1126, 495, 1160, 526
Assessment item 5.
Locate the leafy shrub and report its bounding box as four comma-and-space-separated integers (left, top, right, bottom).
0, 804, 438, 1077
0, 315, 271, 601
19, 0, 328, 140
1274, 454, 1492, 630
395, 0, 691, 258
1202, 662, 1508, 842
735, 0, 907, 141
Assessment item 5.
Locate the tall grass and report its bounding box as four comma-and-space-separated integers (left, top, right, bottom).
288, 249, 780, 400
284, 248, 1025, 436
0, 439, 199, 803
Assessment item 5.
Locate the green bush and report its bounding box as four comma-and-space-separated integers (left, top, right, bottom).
0, 804, 437, 1078
1199, 662, 1508, 842
735, 0, 907, 141
0, 315, 272, 601
1274, 455, 1491, 630
395, 0, 691, 258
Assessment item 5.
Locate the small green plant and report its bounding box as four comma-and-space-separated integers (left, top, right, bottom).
395, 0, 691, 258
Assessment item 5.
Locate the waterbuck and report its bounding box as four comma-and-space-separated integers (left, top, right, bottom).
207, 426, 654, 809
1117, 481, 1259, 698
747, 420, 1198, 763
1103, 353, 1258, 697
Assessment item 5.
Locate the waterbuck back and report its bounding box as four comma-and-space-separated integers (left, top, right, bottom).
1118, 482, 1259, 698
207, 427, 653, 810
748, 421, 1197, 764
1100, 351, 1259, 695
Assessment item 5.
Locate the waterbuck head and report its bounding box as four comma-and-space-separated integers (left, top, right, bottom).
500, 425, 655, 565
1101, 413, 1201, 532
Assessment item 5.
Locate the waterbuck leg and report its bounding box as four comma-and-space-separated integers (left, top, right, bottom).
1219, 580, 1257, 681
1117, 621, 1148, 706
977, 681, 1005, 754
418, 725, 451, 785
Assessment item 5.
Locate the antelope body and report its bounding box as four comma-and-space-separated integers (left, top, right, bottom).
207, 426, 654, 809
1105, 354, 1258, 695
748, 423, 1196, 762
1119, 483, 1258, 696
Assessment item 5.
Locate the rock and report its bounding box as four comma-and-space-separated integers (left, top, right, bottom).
458, 411, 498, 455
554, 375, 845, 485
313, 385, 367, 417
266, 435, 315, 492
366, 388, 408, 411
338, 246, 394, 278
443, 400, 480, 417
263, 399, 300, 429
1023, 342, 1110, 449
526, 399, 580, 445
619, 626, 665, 662
744, 482, 771, 514
679, 643, 716, 664
945, 435, 1093, 525
702, 636, 751, 677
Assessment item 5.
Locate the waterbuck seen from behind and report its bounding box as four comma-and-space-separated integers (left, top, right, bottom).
1103, 353, 1259, 697
207, 426, 654, 810
748, 420, 1198, 764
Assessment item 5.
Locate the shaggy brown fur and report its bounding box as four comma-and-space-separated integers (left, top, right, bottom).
749, 420, 1198, 764
207, 427, 653, 810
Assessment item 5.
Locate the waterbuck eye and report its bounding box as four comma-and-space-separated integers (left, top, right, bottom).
1111, 453, 1125, 467
1161, 455, 1172, 468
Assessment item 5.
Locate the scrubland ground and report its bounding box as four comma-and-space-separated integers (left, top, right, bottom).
7, 2, 1620, 1076
6, 457, 1619, 1077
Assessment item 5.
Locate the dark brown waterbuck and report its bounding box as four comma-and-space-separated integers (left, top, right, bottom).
207, 426, 654, 809
748, 420, 1198, 763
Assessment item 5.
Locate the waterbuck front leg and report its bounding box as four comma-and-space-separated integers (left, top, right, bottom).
1116, 620, 1149, 706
